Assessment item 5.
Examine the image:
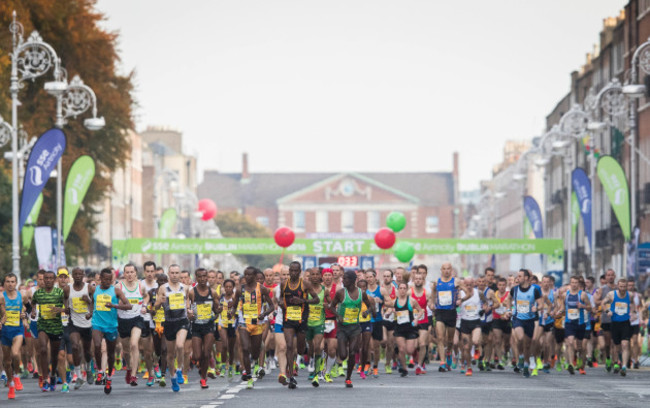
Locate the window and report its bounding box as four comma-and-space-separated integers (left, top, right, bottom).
256, 216, 269, 228
316, 211, 328, 233
293, 211, 305, 232
613, 42, 624, 74
341, 211, 354, 233
426, 216, 439, 233
367, 211, 380, 233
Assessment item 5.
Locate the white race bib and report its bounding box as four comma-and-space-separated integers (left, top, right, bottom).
567, 308, 579, 320
614, 302, 628, 316
438, 291, 452, 306
324, 320, 335, 333
396, 310, 410, 325
516, 300, 530, 315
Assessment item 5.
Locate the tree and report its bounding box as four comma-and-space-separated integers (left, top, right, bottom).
0, 0, 134, 276
215, 212, 278, 269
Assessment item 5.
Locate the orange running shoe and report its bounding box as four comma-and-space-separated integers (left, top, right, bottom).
38, 376, 43, 389
14, 376, 23, 391
466, 368, 473, 377
373, 368, 378, 376
579, 368, 586, 375
8, 386, 16, 399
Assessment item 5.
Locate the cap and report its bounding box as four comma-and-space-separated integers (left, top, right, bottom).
322, 268, 333, 276
57, 268, 69, 277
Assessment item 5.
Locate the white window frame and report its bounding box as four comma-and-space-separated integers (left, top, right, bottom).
316, 211, 328, 233
341, 211, 354, 233
294, 211, 305, 232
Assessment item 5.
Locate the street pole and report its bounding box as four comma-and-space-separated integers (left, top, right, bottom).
565, 153, 572, 274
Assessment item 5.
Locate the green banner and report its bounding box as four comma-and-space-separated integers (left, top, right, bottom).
21, 193, 43, 254
158, 208, 177, 238
112, 237, 564, 257
523, 217, 532, 239
597, 156, 631, 240
571, 192, 580, 239
63, 155, 95, 242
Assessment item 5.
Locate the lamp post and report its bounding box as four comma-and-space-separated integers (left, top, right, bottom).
8, 12, 66, 279
45, 74, 105, 266
586, 79, 626, 276
622, 37, 650, 234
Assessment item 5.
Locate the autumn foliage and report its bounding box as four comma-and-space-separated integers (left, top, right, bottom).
0, 0, 134, 274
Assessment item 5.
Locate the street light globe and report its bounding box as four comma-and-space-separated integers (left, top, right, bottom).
84, 116, 105, 131
44, 80, 68, 96
622, 84, 646, 98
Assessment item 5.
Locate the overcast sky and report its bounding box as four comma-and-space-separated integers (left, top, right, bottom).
95, 0, 627, 191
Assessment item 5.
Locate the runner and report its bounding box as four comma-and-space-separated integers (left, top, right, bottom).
29, 270, 67, 392
536, 275, 555, 373
155, 264, 190, 392
476, 274, 498, 372
356, 279, 373, 379
188, 268, 221, 389
55, 268, 74, 389
116, 263, 148, 387
328, 270, 375, 388
627, 280, 641, 368
365, 269, 383, 377
430, 262, 467, 372
262, 268, 278, 373
306, 267, 327, 386
91, 267, 133, 394
457, 277, 489, 376
280, 261, 321, 389
594, 269, 616, 371
556, 275, 591, 375
392, 282, 423, 377
506, 269, 546, 378
602, 278, 636, 377
321, 267, 339, 382
231, 266, 274, 389
140, 261, 158, 385
147, 273, 168, 386
0, 273, 26, 399
491, 277, 511, 370
380, 269, 397, 374
410, 271, 430, 375
64, 267, 93, 390
218, 279, 237, 379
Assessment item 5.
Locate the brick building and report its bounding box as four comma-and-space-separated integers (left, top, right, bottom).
198, 153, 461, 239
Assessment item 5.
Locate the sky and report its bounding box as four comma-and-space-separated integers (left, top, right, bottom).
95, 0, 627, 191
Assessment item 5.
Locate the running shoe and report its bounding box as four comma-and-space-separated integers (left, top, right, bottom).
115, 358, 123, 371
438, 364, 447, 372
384, 365, 392, 374
578, 368, 586, 375
446, 354, 452, 368
605, 358, 612, 372
200, 378, 209, 389
125, 370, 132, 385
104, 379, 112, 395
183, 375, 188, 384
324, 373, 333, 383
567, 365, 575, 375
61, 383, 69, 393
143, 371, 149, 380
496, 364, 504, 370
207, 368, 217, 379
41, 382, 49, 392
66, 370, 72, 384
338, 365, 345, 377
345, 379, 353, 388
171, 377, 180, 392
415, 366, 423, 375
466, 368, 473, 376
159, 376, 166, 387
523, 366, 530, 378
146, 376, 155, 387
8, 386, 16, 399
14, 376, 23, 391
130, 375, 138, 386
257, 368, 265, 380
531, 368, 538, 377
288, 376, 297, 389
247, 378, 254, 389
399, 368, 408, 377
613, 364, 620, 374
620, 366, 626, 377
278, 374, 288, 386
27, 362, 34, 373
359, 371, 366, 380
373, 367, 379, 377
253, 364, 260, 377
311, 375, 319, 387
536, 358, 543, 370
38, 376, 43, 389
154, 366, 162, 379
176, 369, 184, 384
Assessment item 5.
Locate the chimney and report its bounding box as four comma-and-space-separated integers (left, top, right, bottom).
241, 152, 250, 183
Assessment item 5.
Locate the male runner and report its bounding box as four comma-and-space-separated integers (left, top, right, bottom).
492, 277, 511, 370
556, 275, 591, 375
365, 269, 383, 377
117, 263, 148, 386
410, 271, 430, 375
602, 278, 636, 377
594, 268, 616, 371
140, 261, 158, 385
458, 277, 489, 376
380, 269, 397, 374
322, 268, 339, 381
306, 267, 327, 386
65, 267, 93, 389
328, 270, 374, 388
0, 274, 25, 399
155, 264, 190, 392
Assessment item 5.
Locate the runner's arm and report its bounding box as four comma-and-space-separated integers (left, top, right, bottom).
362, 291, 376, 319
113, 286, 133, 311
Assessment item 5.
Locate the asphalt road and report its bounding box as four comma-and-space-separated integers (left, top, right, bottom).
5, 363, 650, 407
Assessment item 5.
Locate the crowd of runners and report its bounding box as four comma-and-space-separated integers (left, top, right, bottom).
0, 261, 647, 400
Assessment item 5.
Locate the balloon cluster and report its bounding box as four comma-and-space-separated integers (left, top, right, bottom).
373, 211, 415, 263
198, 199, 217, 221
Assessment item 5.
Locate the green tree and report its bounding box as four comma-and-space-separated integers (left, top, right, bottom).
215, 212, 278, 269
0, 0, 134, 277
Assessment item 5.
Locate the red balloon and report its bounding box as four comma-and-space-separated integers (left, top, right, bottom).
274, 227, 295, 248
374, 227, 396, 250
198, 199, 217, 221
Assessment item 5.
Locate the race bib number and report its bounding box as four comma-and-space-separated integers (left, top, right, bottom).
286, 306, 302, 321
95, 294, 111, 312
464, 304, 477, 313
61, 312, 69, 325
567, 308, 579, 320
129, 298, 141, 305
5, 311, 20, 327
438, 291, 452, 306
516, 300, 530, 315
343, 307, 359, 324
197, 303, 212, 320
614, 302, 628, 316
39, 304, 56, 319
324, 320, 335, 333
154, 309, 165, 323
396, 310, 410, 325
308, 305, 322, 322
495, 306, 507, 315
243, 303, 259, 320
169, 293, 185, 310
72, 297, 89, 314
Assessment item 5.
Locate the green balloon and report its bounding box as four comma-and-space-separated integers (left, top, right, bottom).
394, 241, 415, 263
386, 211, 407, 232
